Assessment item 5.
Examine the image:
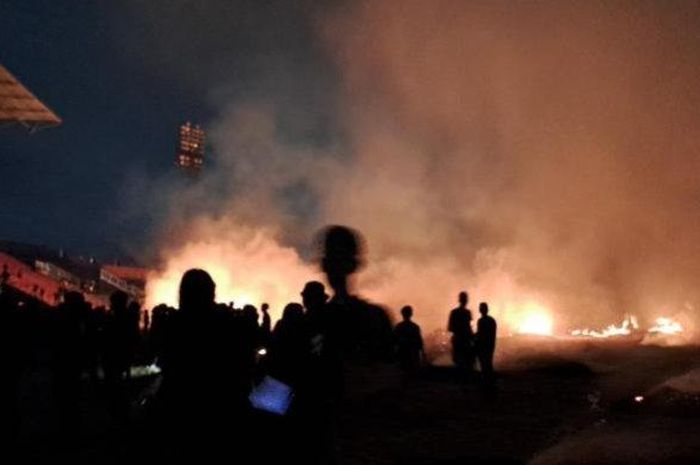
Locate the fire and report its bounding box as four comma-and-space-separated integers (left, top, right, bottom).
515, 303, 554, 336
648, 317, 683, 335
571, 315, 639, 338
145, 222, 318, 321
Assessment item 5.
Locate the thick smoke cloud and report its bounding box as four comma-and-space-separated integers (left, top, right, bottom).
132, 1, 700, 335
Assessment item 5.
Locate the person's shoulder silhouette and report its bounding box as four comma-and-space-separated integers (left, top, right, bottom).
158, 269, 247, 412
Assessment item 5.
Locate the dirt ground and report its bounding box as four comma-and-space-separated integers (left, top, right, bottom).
12, 339, 700, 464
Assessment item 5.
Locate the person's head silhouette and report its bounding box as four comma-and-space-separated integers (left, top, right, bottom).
479, 302, 489, 316
110, 290, 128, 313
301, 280, 328, 311
179, 269, 215, 313
318, 225, 364, 297
400, 305, 413, 321
282, 302, 304, 321
243, 304, 259, 324
458, 291, 468, 308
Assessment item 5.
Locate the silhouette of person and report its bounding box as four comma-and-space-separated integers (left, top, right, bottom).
301, 281, 329, 357
242, 304, 262, 372
154, 269, 254, 459
309, 225, 394, 463
476, 302, 497, 378
394, 305, 425, 371
0, 292, 28, 445
260, 302, 272, 348
269, 302, 309, 387
319, 226, 394, 371
126, 301, 142, 376
53, 291, 89, 433
448, 291, 475, 371
103, 292, 131, 378
142, 308, 150, 334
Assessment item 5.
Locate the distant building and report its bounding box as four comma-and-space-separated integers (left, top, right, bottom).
175, 121, 205, 175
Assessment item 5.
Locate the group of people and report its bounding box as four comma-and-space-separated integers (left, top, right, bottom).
0, 225, 498, 463
448, 291, 497, 378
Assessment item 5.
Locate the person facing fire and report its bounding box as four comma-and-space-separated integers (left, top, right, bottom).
155, 269, 253, 458
301, 280, 329, 357
103, 291, 131, 382
394, 305, 425, 371
448, 291, 475, 371
260, 302, 272, 346
269, 302, 309, 387
476, 302, 497, 378
53, 291, 90, 432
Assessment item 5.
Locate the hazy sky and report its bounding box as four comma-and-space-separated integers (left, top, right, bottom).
0, 1, 330, 259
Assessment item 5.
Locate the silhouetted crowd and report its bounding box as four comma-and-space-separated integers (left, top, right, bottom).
0, 226, 498, 463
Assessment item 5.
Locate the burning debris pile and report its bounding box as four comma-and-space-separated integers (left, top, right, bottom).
570, 315, 640, 338
511, 307, 686, 342
570, 315, 685, 341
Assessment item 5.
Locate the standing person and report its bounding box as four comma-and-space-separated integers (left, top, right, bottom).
476, 302, 497, 379
448, 291, 475, 371
311, 225, 394, 462
126, 301, 142, 378
0, 293, 28, 446
103, 291, 131, 382
268, 303, 309, 387
393, 306, 425, 371
102, 291, 132, 423
301, 281, 328, 358
154, 269, 252, 460
260, 302, 272, 348
142, 308, 150, 334
53, 291, 89, 434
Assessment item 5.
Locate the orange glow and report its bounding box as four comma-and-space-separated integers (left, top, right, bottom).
145, 225, 318, 321
514, 303, 554, 336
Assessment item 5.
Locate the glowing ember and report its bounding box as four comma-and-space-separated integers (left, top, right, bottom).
570, 315, 639, 338
517, 307, 554, 336
648, 317, 683, 335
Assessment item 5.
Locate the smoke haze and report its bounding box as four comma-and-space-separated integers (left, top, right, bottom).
133, 1, 700, 336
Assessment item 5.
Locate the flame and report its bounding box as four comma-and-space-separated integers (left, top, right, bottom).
648, 317, 683, 335
145, 223, 318, 321
515, 303, 554, 336
570, 315, 639, 338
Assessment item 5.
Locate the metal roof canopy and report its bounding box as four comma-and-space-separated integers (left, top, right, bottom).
0, 63, 61, 131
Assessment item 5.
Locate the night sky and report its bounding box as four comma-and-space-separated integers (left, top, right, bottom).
0, 1, 330, 261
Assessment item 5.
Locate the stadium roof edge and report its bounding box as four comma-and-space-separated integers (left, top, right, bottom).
0, 63, 61, 131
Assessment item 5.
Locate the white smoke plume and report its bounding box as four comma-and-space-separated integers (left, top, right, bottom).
132, 1, 700, 337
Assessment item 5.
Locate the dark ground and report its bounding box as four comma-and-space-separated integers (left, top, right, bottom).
12, 339, 700, 464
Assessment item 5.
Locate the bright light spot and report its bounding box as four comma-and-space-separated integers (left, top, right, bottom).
129, 363, 162, 378
648, 317, 683, 335
517, 305, 554, 336
571, 315, 639, 338
257, 348, 267, 356
634, 395, 644, 403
